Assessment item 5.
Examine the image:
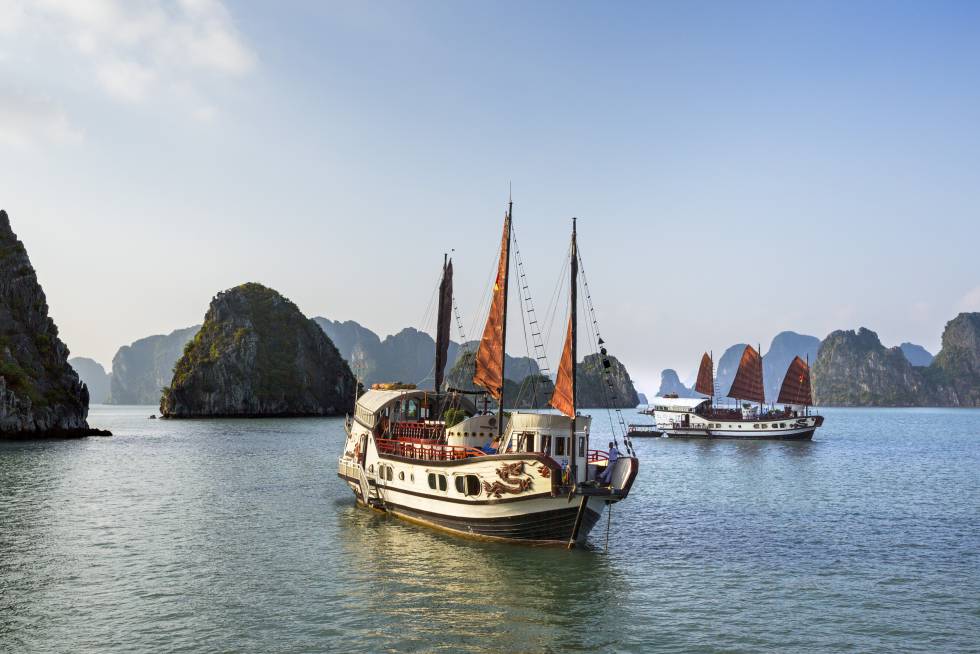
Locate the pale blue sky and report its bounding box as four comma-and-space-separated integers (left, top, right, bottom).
2, 1, 979, 394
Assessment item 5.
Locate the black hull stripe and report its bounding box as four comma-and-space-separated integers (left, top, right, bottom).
383, 501, 602, 543
662, 429, 815, 441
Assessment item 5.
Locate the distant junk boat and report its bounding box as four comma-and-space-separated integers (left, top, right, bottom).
337, 202, 639, 547
630, 348, 824, 440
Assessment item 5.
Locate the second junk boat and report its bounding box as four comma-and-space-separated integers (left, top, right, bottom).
337, 204, 639, 546
643, 347, 824, 440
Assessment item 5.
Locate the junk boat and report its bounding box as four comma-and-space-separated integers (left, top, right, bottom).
641, 348, 823, 440
337, 205, 639, 546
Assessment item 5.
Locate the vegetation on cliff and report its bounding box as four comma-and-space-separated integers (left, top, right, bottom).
0, 210, 105, 436
161, 283, 356, 417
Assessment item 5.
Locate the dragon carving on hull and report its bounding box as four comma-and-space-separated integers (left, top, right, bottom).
483, 461, 534, 498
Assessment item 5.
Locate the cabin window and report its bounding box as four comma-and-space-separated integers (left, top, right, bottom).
368, 464, 374, 473
406, 400, 418, 418
428, 473, 437, 489
388, 467, 394, 480
438, 475, 447, 492
518, 432, 534, 452
455, 476, 465, 493
399, 471, 405, 481
541, 435, 552, 454
761, 424, 768, 429
554, 437, 567, 456
466, 475, 481, 496
410, 474, 415, 483
780, 423, 786, 428
578, 436, 585, 455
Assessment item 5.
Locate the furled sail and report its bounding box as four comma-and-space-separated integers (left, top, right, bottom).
473, 213, 511, 399
550, 317, 575, 417
776, 356, 813, 406
434, 257, 453, 392
694, 352, 714, 397
727, 345, 765, 403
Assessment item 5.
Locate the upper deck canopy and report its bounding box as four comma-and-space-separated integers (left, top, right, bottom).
650, 396, 710, 412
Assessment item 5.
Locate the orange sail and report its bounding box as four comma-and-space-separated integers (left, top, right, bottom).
727, 345, 765, 403
776, 356, 813, 406
472, 213, 511, 399
694, 352, 714, 397
550, 317, 575, 417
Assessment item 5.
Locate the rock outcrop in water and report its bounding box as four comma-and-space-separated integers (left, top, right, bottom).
811, 316, 980, 407
811, 328, 929, 406
926, 313, 980, 406
0, 210, 107, 437
108, 325, 199, 404
69, 357, 110, 404
161, 284, 356, 417
655, 369, 701, 398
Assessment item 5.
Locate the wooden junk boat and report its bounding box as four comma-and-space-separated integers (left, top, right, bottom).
337, 205, 639, 546
636, 348, 824, 440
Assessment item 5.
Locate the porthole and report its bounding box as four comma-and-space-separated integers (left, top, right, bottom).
399, 471, 405, 481
368, 464, 374, 473
410, 474, 415, 483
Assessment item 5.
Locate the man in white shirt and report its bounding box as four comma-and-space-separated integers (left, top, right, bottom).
601, 441, 620, 485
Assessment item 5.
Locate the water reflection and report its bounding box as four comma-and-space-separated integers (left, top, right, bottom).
335, 499, 629, 652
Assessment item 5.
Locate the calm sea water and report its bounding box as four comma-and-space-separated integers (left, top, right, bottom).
2, 406, 979, 653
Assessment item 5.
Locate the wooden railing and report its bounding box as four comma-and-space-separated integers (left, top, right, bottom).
388, 421, 446, 439
376, 438, 486, 461
588, 449, 609, 462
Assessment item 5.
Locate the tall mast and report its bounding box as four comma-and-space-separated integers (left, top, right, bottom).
497, 201, 512, 438
569, 217, 578, 484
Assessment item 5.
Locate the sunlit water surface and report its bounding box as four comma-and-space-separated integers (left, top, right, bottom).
2, 406, 979, 653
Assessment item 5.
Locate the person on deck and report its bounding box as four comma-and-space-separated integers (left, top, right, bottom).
601, 441, 620, 485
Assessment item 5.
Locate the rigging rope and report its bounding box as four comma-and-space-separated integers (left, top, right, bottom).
576, 243, 635, 457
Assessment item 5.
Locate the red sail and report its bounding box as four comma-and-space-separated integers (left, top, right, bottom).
550, 316, 575, 417
473, 214, 510, 399
727, 345, 765, 403
434, 258, 453, 392
777, 356, 813, 406
694, 352, 714, 397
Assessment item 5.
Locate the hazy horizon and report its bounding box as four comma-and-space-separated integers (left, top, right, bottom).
3, 1, 980, 395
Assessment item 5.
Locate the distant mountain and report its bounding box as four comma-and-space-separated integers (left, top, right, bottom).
655, 369, 701, 398
108, 325, 200, 404
899, 342, 934, 367
637, 392, 649, 405
762, 332, 821, 403
444, 350, 640, 409
69, 357, 110, 404
313, 317, 535, 389
715, 343, 749, 399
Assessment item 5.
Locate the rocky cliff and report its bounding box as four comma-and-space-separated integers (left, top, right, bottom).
811, 316, 980, 407
927, 313, 980, 406
108, 326, 199, 404
811, 328, 934, 406
69, 357, 110, 404
0, 210, 104, 436
161, 284, 355, 417
655, 369, 701, 398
